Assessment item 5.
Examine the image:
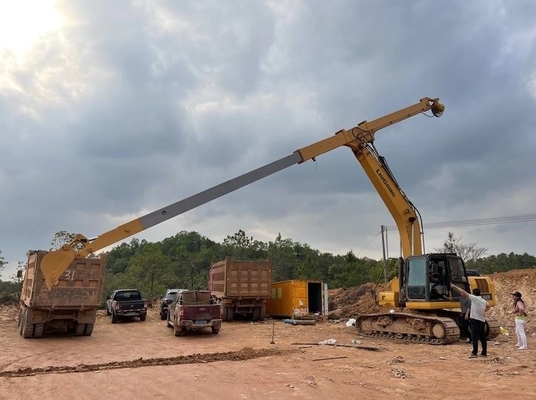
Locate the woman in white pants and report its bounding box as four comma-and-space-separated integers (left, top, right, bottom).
511, 291, 527, 350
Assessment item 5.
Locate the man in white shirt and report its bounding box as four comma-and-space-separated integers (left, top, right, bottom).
450, 284, 490, 358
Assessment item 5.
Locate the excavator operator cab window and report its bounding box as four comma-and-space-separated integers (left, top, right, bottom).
447, 257, 470, 293
427, 261, 446, 300
405, 256, 427, 300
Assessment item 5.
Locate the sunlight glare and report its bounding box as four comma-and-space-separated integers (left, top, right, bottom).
0, 0, 64, 55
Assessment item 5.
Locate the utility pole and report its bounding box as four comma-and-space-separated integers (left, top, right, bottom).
381, 225, 389, 283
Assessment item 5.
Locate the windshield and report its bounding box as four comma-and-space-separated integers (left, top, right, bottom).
115, 291, 141, 301
165, 291, 178, 300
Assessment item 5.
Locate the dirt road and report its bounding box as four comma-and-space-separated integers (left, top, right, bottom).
0, 307, 534, 400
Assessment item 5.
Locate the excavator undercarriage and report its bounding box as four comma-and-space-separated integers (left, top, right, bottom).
356, 311, 501, 345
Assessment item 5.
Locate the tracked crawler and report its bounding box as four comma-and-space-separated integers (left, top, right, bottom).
356, 310, 501, 345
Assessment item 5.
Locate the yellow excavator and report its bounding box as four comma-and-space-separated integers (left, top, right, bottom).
37, 96, 499, 344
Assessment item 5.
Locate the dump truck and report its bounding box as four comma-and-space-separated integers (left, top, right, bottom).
17, 250, 107, 338
208, 257, 272, 321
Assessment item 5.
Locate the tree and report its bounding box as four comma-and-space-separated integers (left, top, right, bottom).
126, 243, 172, 298
434, 232, 487, 262
0, 250, 6, 278
50, 231, 77, 250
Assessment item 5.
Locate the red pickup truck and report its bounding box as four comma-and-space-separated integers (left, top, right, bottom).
166, 290, 222, 337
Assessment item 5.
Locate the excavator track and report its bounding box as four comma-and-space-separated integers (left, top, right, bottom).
356, 312, 460, 345
484, 318, 501, 340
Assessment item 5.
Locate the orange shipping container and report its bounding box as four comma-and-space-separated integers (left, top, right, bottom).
266, 280, 328, 319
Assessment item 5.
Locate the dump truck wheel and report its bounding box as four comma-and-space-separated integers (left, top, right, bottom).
75, 322, 85, 336
84, 324, 94, 336
259, 305, 266, 321
111, 312, 118, 324
21, 309, 35, 339
211, 327, 220, 334
140, 314, 147, 322
33, 323, 44, 338
252, 307, 260, 321
224, 306, 234, 321
17, 310, 23, 335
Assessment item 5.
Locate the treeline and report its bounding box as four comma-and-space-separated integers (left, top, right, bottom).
2, 231, 535, 304
0, 281, 20, 304
466, 252, 536, 274
103, 230, 397, 300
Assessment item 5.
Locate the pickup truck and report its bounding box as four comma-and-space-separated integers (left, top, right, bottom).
166, 290, 222, 337
159, 288, 187, 320
106, 289, 148, 323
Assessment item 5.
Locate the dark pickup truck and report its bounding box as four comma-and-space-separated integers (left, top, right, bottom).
166, 290, 222, 337
106, 289, 147, 323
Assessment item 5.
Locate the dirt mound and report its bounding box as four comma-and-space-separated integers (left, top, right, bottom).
328, 282, 387, 319
328, 269, 535, 333
0, 347, 291, 378
487, 268, 535, 332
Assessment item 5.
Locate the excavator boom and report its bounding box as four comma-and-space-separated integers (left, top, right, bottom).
40, 97, 444, 288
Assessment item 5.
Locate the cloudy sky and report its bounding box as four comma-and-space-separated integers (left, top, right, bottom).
1, 0, 536, 279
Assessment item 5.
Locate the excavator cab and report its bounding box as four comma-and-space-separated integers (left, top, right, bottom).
400, 253, 471, 306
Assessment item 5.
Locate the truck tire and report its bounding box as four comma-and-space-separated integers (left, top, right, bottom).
259, 305, 266, 321
224, 306, 234, 321
166, 317, 172, 328
21, 309, 35, 339
140, 314, 147, 322
252, 307, 260, 321
75, 322, 85, 336
111, 311, 118, 324
160, 312, 166, 320
173, 321, 183, 337
17, 310, 23, 335
84, 323, 94, 336
106, 307, 111, 316
211, 327, 220, 335
33, 323, 44, 338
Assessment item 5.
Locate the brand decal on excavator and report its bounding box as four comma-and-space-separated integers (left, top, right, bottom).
375, 168, 396, 198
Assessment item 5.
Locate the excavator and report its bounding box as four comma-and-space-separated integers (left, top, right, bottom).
36, 96, 500, 344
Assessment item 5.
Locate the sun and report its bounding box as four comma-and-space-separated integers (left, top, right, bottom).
0, 0, 64, 55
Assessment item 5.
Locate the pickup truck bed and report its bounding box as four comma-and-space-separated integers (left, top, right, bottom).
167, 290, 222, 337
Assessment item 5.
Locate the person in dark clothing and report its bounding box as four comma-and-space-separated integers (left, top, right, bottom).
460, 296, 471, 342
450, 284, 490, 357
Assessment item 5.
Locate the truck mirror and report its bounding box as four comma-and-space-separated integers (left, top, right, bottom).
17, 270, 23, 279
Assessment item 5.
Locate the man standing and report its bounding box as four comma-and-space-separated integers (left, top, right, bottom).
450, 284, 489, 358
460, 296, 471, 343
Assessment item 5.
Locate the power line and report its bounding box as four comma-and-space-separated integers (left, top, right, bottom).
355, 230, 382, 257
386, 213, 536, 231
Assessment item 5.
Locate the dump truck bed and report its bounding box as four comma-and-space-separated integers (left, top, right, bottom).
20, 250, 106, 308
209, 257, 272, 298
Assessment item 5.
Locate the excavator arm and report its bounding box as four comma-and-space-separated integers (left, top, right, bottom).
40, 97, 444, 288
352, 145, 422, 259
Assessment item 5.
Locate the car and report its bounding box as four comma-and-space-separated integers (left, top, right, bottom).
159, 288, 187, 320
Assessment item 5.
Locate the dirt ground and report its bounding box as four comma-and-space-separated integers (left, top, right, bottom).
0, 269, 534, 400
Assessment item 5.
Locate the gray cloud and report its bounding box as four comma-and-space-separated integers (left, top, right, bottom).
1, 0, 536, 279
